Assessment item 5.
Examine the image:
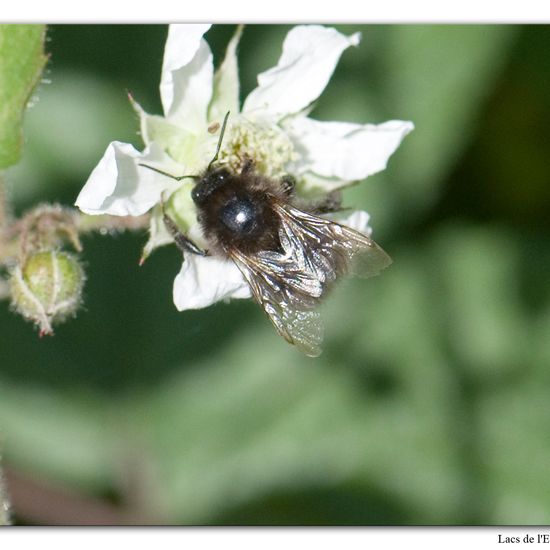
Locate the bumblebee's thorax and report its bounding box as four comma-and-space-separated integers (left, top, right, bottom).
219, 196, 257, 235
192, 168, 281, 255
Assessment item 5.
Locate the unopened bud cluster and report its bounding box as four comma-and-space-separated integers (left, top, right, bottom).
9, 250, 84, 336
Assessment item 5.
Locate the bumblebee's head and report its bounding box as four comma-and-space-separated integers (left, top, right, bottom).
191, 168, 231, 206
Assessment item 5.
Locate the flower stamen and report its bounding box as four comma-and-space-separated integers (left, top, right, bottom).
218, 117, 299, 178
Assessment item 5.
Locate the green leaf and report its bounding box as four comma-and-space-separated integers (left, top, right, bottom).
384, 26, 517, 206
321, 25, 518, 234
0, 25, 47, 169
0, 381, 116, 491
434, 226, 532, 378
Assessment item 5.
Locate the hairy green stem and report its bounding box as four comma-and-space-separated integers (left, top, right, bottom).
0, 279, 9, 300
0, 207, 149, 266
0, 457, 11, 525
0, 175, 18, 265
0, 176, 6, 231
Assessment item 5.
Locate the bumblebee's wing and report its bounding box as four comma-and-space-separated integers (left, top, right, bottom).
231, 249, 324, 357
275, 203, 392, 280
228, 203, 390, 357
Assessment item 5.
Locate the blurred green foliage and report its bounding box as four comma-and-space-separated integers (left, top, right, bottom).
1, 24, 550, 525
0, 25, 47, 169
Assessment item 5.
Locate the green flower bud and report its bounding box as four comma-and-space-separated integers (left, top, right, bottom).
9, 250, 85, 336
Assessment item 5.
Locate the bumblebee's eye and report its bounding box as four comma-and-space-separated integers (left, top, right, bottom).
220, 197, 258, 235
191, 185, 205, 204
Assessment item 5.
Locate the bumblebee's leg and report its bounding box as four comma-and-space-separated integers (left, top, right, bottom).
306, 190, 346, 214
280, 174, 295, 197
159, 195, 208, 256
240, 157, 255, 175
162, 213, 208, 256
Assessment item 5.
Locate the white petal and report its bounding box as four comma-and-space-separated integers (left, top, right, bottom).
243, 25, 360, 118
161, 24, 213, 130
140, 204, 174, 263
129, 94, 183, 149
338, 210, 373, 236
209, 25, 243, 123
173, 255, 251, 311
75, 141, 182, 216
286, 117, 414, 181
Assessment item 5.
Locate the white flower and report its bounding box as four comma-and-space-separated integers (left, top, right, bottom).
75, 24, 413, 311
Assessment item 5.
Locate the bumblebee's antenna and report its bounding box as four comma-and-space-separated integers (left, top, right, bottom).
207, 111, 230, 172
137, 164, 199, 181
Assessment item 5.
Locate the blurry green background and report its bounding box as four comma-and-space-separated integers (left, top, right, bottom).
1, 24, 550, 525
